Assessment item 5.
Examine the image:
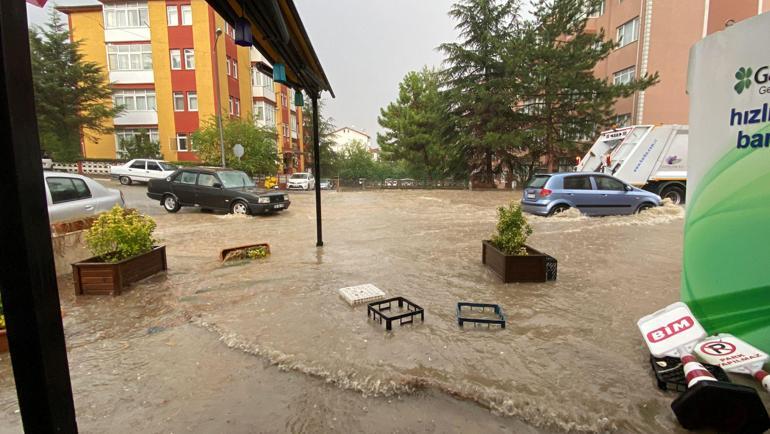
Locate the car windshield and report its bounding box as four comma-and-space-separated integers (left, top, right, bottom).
159, 162, 177, 171
527, 175, 550, 189
217, 171, 254, 188
291, 174, 308, 179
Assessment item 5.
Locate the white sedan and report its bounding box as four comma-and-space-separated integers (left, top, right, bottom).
287, 172, 315, 190
45, 172, 124, 223
110, 159, 177, 185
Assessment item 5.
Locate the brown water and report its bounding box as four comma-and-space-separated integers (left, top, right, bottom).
2, 190, 766, 432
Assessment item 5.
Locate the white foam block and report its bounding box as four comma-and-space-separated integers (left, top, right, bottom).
338, 284, 385, 306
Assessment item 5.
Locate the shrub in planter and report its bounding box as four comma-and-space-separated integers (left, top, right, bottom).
482, 203, 557, 283
73, 206, 167, 295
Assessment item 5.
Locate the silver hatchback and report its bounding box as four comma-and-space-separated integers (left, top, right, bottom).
520, 172, 661, 217
45, 172, 125, 223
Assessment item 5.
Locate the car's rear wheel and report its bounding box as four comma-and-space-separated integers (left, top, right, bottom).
163, 195, 180, 213
548, 204, 570, 217
119, 176, 132, 185
660, 185, 685, 205
635, 202, 654, 214
231, 200, 249, 215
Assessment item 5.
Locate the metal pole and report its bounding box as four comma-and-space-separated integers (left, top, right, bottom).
312, 95, 323, 247
0, 1, 77, 432
213, 28, 226, 167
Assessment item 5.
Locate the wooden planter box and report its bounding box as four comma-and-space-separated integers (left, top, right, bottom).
0, 329, 7, 353
482, 240, 557, 283
72, 246, 167, 296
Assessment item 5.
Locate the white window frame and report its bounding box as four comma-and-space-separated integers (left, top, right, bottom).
183, 49, 195, 70
251, 67, 261, 87
170, 49, 182, 70
107, 43, 152, 72
613, 66, 635, 85
176, 133, 188, 151
187, 92, 198, 112
115, 128, 159, 157
281, 93, 287, 108
263, 73, 273, 90
265, 104, 275, 124
234, 98, 240, 116
166, 5, 178, 26
233, 60, 238, 79
253, 101, 265, 121
290, 113, 297, 132
173, 92, 185, 111
587, 0, 605, 18
229, 96, 234, 115
113, 89, 156, 111
181, 4, 193, 25
104, 2, 149, 29
226, 57, 231, 76
283, 124, 289, 137
616, 17, 639, 48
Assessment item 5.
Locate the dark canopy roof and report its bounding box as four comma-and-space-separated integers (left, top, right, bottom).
206, 0, 334, 98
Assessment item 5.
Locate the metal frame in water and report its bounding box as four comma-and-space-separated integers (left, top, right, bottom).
456, 302, 506, 329
367, 297, 424, 331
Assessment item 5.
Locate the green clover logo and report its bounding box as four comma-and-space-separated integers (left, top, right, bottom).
734, 67, 753, 94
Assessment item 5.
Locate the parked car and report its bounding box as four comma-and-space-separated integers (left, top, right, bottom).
147, 167, 290, 215
110, 159, 177, 185
287, 172, 315, 190
45, 172, 125, 223
520, 172, 661, 217
383, 178, 398, 188
319, 178, 334, 190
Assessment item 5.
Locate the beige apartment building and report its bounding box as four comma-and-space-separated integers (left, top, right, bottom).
587, 0, 770, 126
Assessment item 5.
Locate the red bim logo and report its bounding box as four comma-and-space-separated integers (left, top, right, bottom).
646, 316, 693, 343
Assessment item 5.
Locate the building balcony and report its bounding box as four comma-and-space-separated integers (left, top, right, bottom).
252, 85, 275, 101
109, 70, 154, 84
113, 110, 158, 126
105, 27, 151, 43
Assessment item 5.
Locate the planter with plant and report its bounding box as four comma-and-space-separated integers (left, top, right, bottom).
72, 206, 167, 295
0, 295, 7, 353
482, 203, 557, 283
220, 243, 271, 264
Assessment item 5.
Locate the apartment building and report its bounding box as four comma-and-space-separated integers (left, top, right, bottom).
59, 0, 305, 173
588, 0, 770, 126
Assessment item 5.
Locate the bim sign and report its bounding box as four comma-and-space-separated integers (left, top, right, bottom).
646, 316, 694, 343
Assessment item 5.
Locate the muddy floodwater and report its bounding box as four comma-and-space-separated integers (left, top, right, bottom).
1, 190, 768, 433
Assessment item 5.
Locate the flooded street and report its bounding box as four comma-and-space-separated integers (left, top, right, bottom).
1, 189, 767, 432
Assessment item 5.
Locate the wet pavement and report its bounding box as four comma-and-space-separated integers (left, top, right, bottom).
1, 188, 768, 433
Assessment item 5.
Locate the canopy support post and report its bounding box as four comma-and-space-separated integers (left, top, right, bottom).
312, 94, 323, 247
0, 1, 77, 432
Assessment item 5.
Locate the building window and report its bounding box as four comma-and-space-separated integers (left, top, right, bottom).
115, 128, 159, 157
613, 66, 635, 85
113, 89, 156, 111
253, 101, 264, 121
104, 2, 149, 29
229, 96, 234, 115
251, 67, 261, 86
225, 22, 235, 38
173, 92, 185, 111
587, 0, 604, 17
181, 5, 193, 25
281, 93, 287, 108
234, 98, 240, 116
283, 124, 289, 137
233, 60, 238, 79
166, 5, 178, 26
107, 43, 152, 71
263, 73, 273, 90
616, 17, 639, 48
613, 113, 631, 127
226, 56, 231, 76
176, 133, 188, 151
184, 49, 195, 69
170, 49, 182, 70
187, 92, 198, 111
290, 113, 297, 132
265, 104, 275, 124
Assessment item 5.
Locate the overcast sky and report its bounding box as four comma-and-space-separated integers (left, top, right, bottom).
27, 1, 460, 147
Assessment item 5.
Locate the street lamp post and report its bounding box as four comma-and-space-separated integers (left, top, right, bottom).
213, 27, 226, 167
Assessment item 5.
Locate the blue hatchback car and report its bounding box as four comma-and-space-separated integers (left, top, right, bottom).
520, 172, 662, 216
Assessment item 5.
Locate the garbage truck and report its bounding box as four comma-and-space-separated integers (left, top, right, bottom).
576, 124, 688, 204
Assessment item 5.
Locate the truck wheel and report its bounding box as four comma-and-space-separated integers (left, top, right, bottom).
660, 185, 685, 205
162, 195, 181, 213
119, 176, 132, 186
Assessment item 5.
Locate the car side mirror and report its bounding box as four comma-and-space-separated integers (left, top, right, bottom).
625, 185, 633, 192
213, 182, 222, 189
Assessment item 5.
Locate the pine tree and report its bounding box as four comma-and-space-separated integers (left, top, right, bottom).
377, 67, 455, 179
439, 0, 523, 185
29, 10, 122, 162
518, 0, 658, 172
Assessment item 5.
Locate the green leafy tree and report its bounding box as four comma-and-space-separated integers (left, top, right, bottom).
439, 0, 523, 185
302, 97, 338, 177
518, 0, 658, 172
337, 141, 377, 180
191, 117, 279, 176
30, 10, 122, 162
118, 129, 162, 160
378, 67, 456, 179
